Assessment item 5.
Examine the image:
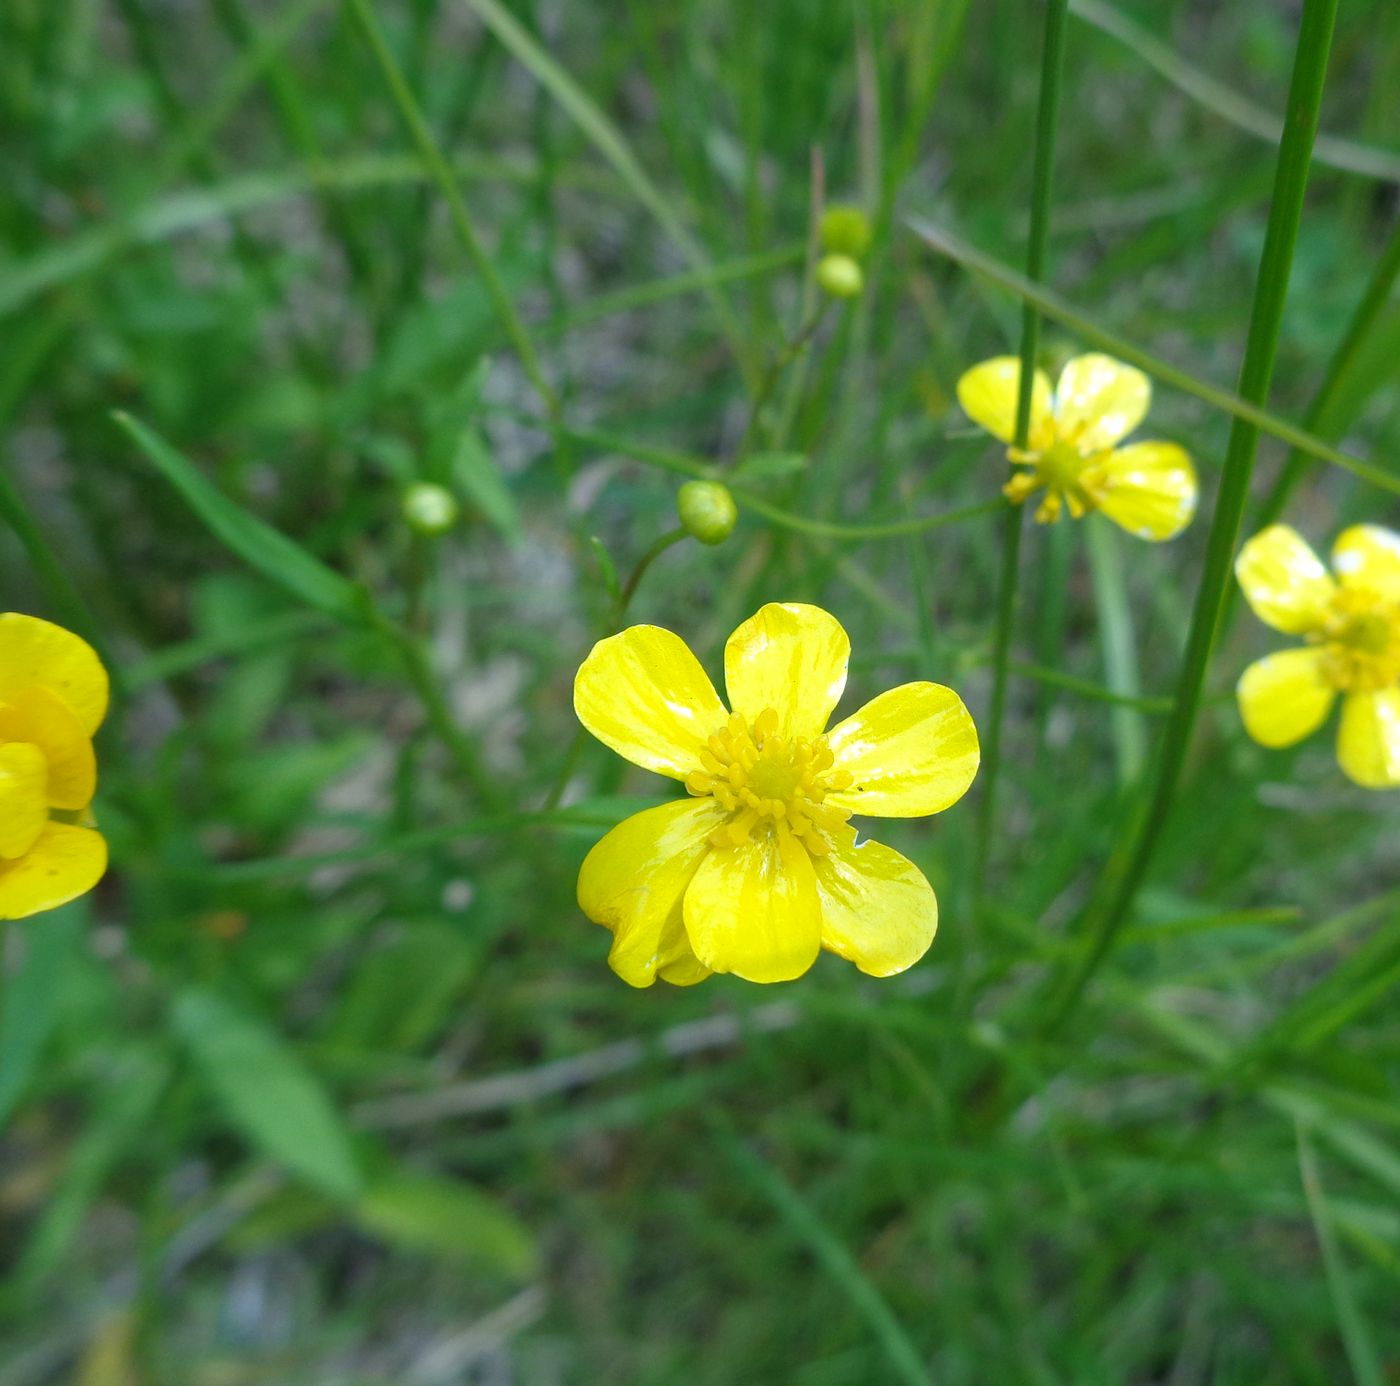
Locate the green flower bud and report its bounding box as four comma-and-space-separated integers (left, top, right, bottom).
677, 480, 738, 546
402, 481, 459, 536
816, 253, 863, 300
819, 204, 872, 258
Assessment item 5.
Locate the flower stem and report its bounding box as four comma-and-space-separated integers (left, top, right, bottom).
544, 528, 690, 811
1250, 214, 1400, 531
1047, 0, 1341, 1029
972, 0, 1070, 902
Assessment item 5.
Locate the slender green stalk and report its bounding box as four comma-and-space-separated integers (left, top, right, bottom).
972, 0, 1070, 899
907, 218, 1400, 495
344, 0, 559, 418
544, 528, 688, 812
1048, 0, 1341, 1027
1252, 215, 1400, 528
378, 618, 507, 812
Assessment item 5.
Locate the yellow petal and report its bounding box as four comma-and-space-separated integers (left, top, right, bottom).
0, 822, 107, 920
1235, 525, 1336, 635
574, 625, 727, 780
0, 743, 49, 860
1236, 648, 1335, 748
1053, 354, 1151, 452
0, 688, 96, 810
1331, 525, 1400, 599
656, 953, 712, 987
826, 682, 979, 818
0, 613, 108, 737
956, 356, 1053, 446
577, 798, 728, 988
723, 602, 850, 740
1090, 442, 1197, 541
1337, 689, 1400, 788
683, 827, 820, 983
814, 834, 937, 977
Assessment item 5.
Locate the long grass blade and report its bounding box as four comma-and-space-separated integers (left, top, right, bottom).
1046, 0, 1341, 1025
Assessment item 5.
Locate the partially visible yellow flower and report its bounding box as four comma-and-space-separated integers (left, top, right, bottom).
957, 353, 1197, 540
1236, 524, 1400, 788
573, 603, 979, 986
0, 614, 109, 918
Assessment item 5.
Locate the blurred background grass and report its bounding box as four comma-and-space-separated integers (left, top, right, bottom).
3, 0, 1400, 1381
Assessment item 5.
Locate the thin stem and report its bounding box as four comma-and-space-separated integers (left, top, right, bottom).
378, 618, 506, 812
344, 0, 559, 418
1252, 214, 1400, 528
972, 0, 1070, 900
731, 302, 831, 467
616, 528, 687, 618
545, 528, 690, 811
908, 217, 1400, 496
1048, 0, 1340, 1028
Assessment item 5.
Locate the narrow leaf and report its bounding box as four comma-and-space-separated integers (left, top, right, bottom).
113, 412, 368, 624
172, 988, 363, 1201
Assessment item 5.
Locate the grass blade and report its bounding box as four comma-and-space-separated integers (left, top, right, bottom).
907, 218, 1400, 496
1048, 0, 1342, 1024
721, 1132, 936, 1386
113, 411, 368, 625
460, 0, 757, 390
1297, 1126, 1387, 1386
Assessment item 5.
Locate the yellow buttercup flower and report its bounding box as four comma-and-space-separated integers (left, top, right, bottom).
957, 353, 1197, 539
573, 603, 979, 986
0, 614, 110, 918
1236, 524, 1400, 788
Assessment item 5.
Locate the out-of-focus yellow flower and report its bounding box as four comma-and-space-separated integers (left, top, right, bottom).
1236, 524, 1400, 788
957, 353, 1197, 540
0, 614, 109, 919
573, 603, 979, 986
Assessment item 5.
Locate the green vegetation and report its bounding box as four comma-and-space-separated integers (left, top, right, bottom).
2, 0, 1399, 1381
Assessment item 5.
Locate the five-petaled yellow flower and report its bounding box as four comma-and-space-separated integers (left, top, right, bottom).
573, 603, 979, 986
1236, 524, 1400, 788
0, 614, 110, 918
957, 353, 1197, 539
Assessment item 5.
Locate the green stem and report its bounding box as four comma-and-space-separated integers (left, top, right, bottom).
545, 528, 689, 811
973, 0, 1069, 899
344, 0, 559, 419
1048, 0, 1340, 1028
1251, 214, 1400, 528
616, 528, 688, 618
379, 618, 506, 812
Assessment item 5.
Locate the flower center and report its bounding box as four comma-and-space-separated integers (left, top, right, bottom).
1315, 587, 1400, 691
685, 708, 855, 856
1004, 433, 1105, 525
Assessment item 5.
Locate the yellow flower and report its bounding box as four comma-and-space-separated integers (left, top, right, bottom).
957, 353, 1197, 539
0, 614, 110, 919
573, 603, 979, 986
1236, 524, 1400, 788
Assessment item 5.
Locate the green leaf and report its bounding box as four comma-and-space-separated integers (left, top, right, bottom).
354, 1172, 536, 1276
0, 904, 84, 1130
172, 988, 363, 1201
112, 411, 369, 624
451, 426, 523, 544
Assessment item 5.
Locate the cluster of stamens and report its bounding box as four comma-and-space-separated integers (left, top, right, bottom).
685, 708, 855, 856
1314, 587, 1400, 691
1004, 429, 1108, 525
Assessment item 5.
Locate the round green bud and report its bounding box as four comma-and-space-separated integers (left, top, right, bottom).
819, 204, 872, 258
402, 481, 459, 536
677, 480, 738, 546
816, 253, 864, 300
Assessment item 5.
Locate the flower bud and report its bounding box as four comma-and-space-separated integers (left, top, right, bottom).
819, 205, 872, 258
816, 253, 863, 300
677, 480, 737, 546
402, 481, 459, 536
